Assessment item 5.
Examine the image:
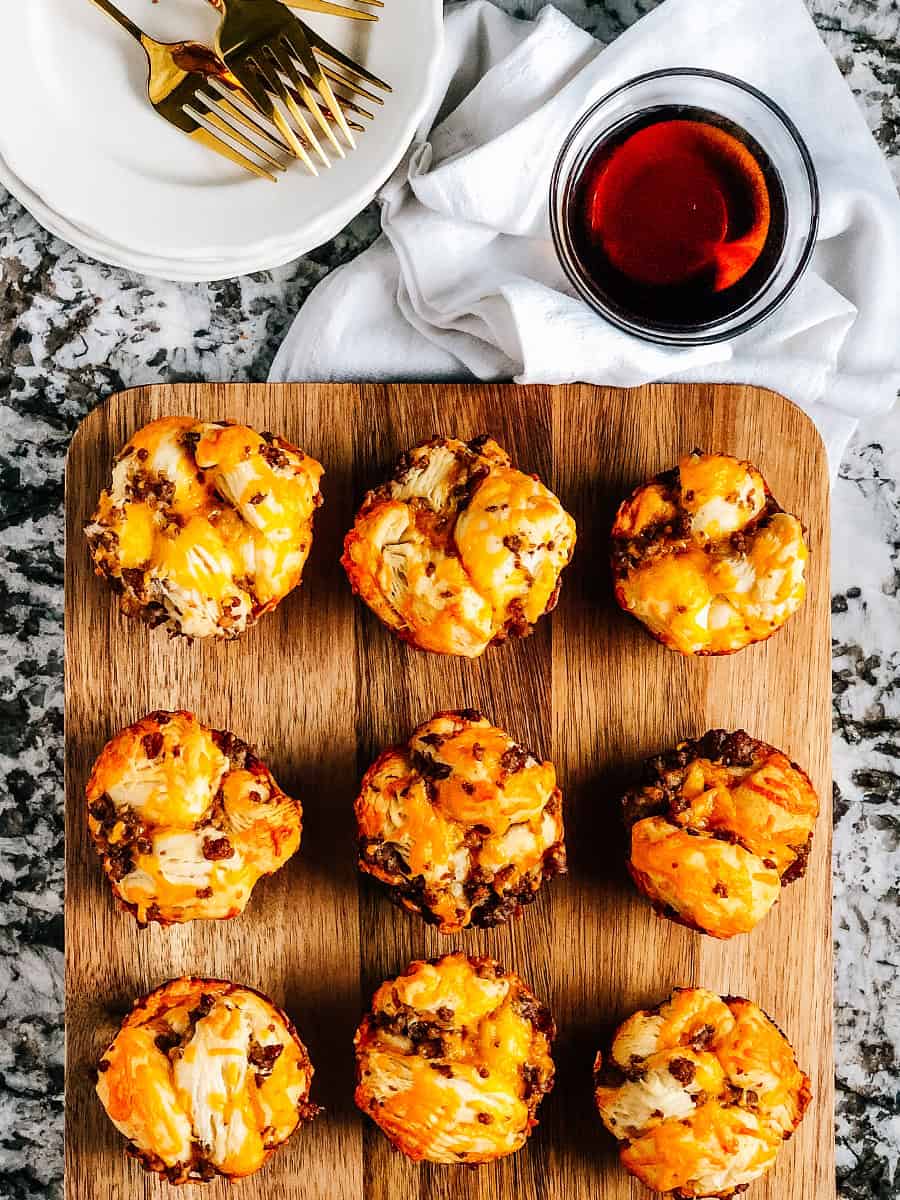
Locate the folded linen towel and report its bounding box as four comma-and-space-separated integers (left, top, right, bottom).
270, 0, 900, 472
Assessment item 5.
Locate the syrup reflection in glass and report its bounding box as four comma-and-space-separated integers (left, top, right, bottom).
550, 70, 819, 345
569, 108, 787, 328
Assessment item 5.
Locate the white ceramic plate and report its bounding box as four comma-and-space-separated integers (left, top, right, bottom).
0, 150, 347, 281
0, 0, 442, 268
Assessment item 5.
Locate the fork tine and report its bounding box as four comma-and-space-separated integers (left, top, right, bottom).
291, 64, 376, 119
283, 87, 366, 133
193, 91, 288, 171
323, 90, 373, 123
322, 64, 384, 107
274, 36, 345, 159
232, 59, 308, 164
206, 78, 294, 154
253, 51, 328, 170
200, 81, 292, 158
182, 105, 279, 180
266, 41, 340, 162
285, 85, 366, 132
281, 23, 356, 150
325, 80, 374, 119
304, 26, 391, 93
244, 54, 319, 169
282, 80, 367, 132
284, 0, 378, 19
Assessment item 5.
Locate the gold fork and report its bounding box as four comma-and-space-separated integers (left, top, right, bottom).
87, 0, 296, 180
291, 0, 383, 15
304, 22, 391, 107
211, 0, 391, 165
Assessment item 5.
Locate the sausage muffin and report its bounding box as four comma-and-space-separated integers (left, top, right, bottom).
96, 977, 318, 1183
622, 729, 818, 940
342, 436, 576, 657
86, 710, 302, 925
594, 987, 811, 1198
354, 953, 555, 1163
86, 416, 323, 639
610, 451, 808, 655
356, 709, 566, 933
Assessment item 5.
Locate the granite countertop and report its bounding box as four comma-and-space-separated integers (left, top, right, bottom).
0, 1, 897, 1197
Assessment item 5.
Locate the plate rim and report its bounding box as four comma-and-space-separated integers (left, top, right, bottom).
0, 154, 369, 281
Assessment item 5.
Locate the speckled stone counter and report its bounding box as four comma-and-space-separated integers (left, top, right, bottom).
0, 2, 897, 1198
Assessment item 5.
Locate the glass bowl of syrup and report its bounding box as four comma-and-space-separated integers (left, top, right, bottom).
550, 68, 819, 344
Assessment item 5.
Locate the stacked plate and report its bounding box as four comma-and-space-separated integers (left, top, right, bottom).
0, 0, 443, 280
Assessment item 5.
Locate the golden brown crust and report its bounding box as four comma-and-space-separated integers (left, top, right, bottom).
355, 709, 566, 933
96, 977, 318, 1183
622, 730, 819, 939
354, 953, 555, 1163
594, 987, 811, 1198
342, 436, 576, 657
86, 416, 323, 640
86, 710, 302, 925
610, 452, 807, 656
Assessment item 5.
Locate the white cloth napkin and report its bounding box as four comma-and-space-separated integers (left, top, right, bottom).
270, 0, 900, 472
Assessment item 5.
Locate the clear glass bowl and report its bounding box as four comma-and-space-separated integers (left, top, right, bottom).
549, 68, 819, 345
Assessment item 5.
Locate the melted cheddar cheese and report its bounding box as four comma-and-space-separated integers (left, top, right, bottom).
595, 988, 810, 1198
355, 711, 565, 932
630, 816, 782, 937
342, 437, 575, 657
96, 978, 316, 1183
86, 711, 302, 924
354, 954, 555, 1163
86, 417, 323, 639
624, 730, 819, 939
611, 452, 807, 655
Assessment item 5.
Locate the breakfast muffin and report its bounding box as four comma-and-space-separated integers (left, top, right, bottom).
610, 451, 808, 655
86, 416, 323, 639
342, 436, 576, 656
594, 987, 811, 1198
356, 709, 566, 933
86, 710, 302, 925
622, 729, 819, 939
354, 953, 555, 1163
96, 977, 318, 1182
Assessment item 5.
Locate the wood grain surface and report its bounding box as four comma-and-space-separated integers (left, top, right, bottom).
64, 383, 833, 1200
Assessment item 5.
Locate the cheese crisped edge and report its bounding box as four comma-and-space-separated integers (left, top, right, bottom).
85, 416, 323, 640
355, 709, 566, 933
86, 710, 302, 924
342, 436, 576, 657
622, 728, 819, 939
354, 953, 555, 1163
96, 977, 318, 1184
610, 451, 807, 656
594, 987, 810, 1198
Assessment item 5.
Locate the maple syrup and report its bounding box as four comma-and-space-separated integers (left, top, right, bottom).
567, 106, 787, 328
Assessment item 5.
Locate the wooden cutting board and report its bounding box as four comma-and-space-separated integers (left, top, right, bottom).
64, 382, 833, 1200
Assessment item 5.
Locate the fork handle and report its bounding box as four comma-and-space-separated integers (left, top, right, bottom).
87, 0, 144, 43
283, 0, 379, 15
204, 0, 376, 17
